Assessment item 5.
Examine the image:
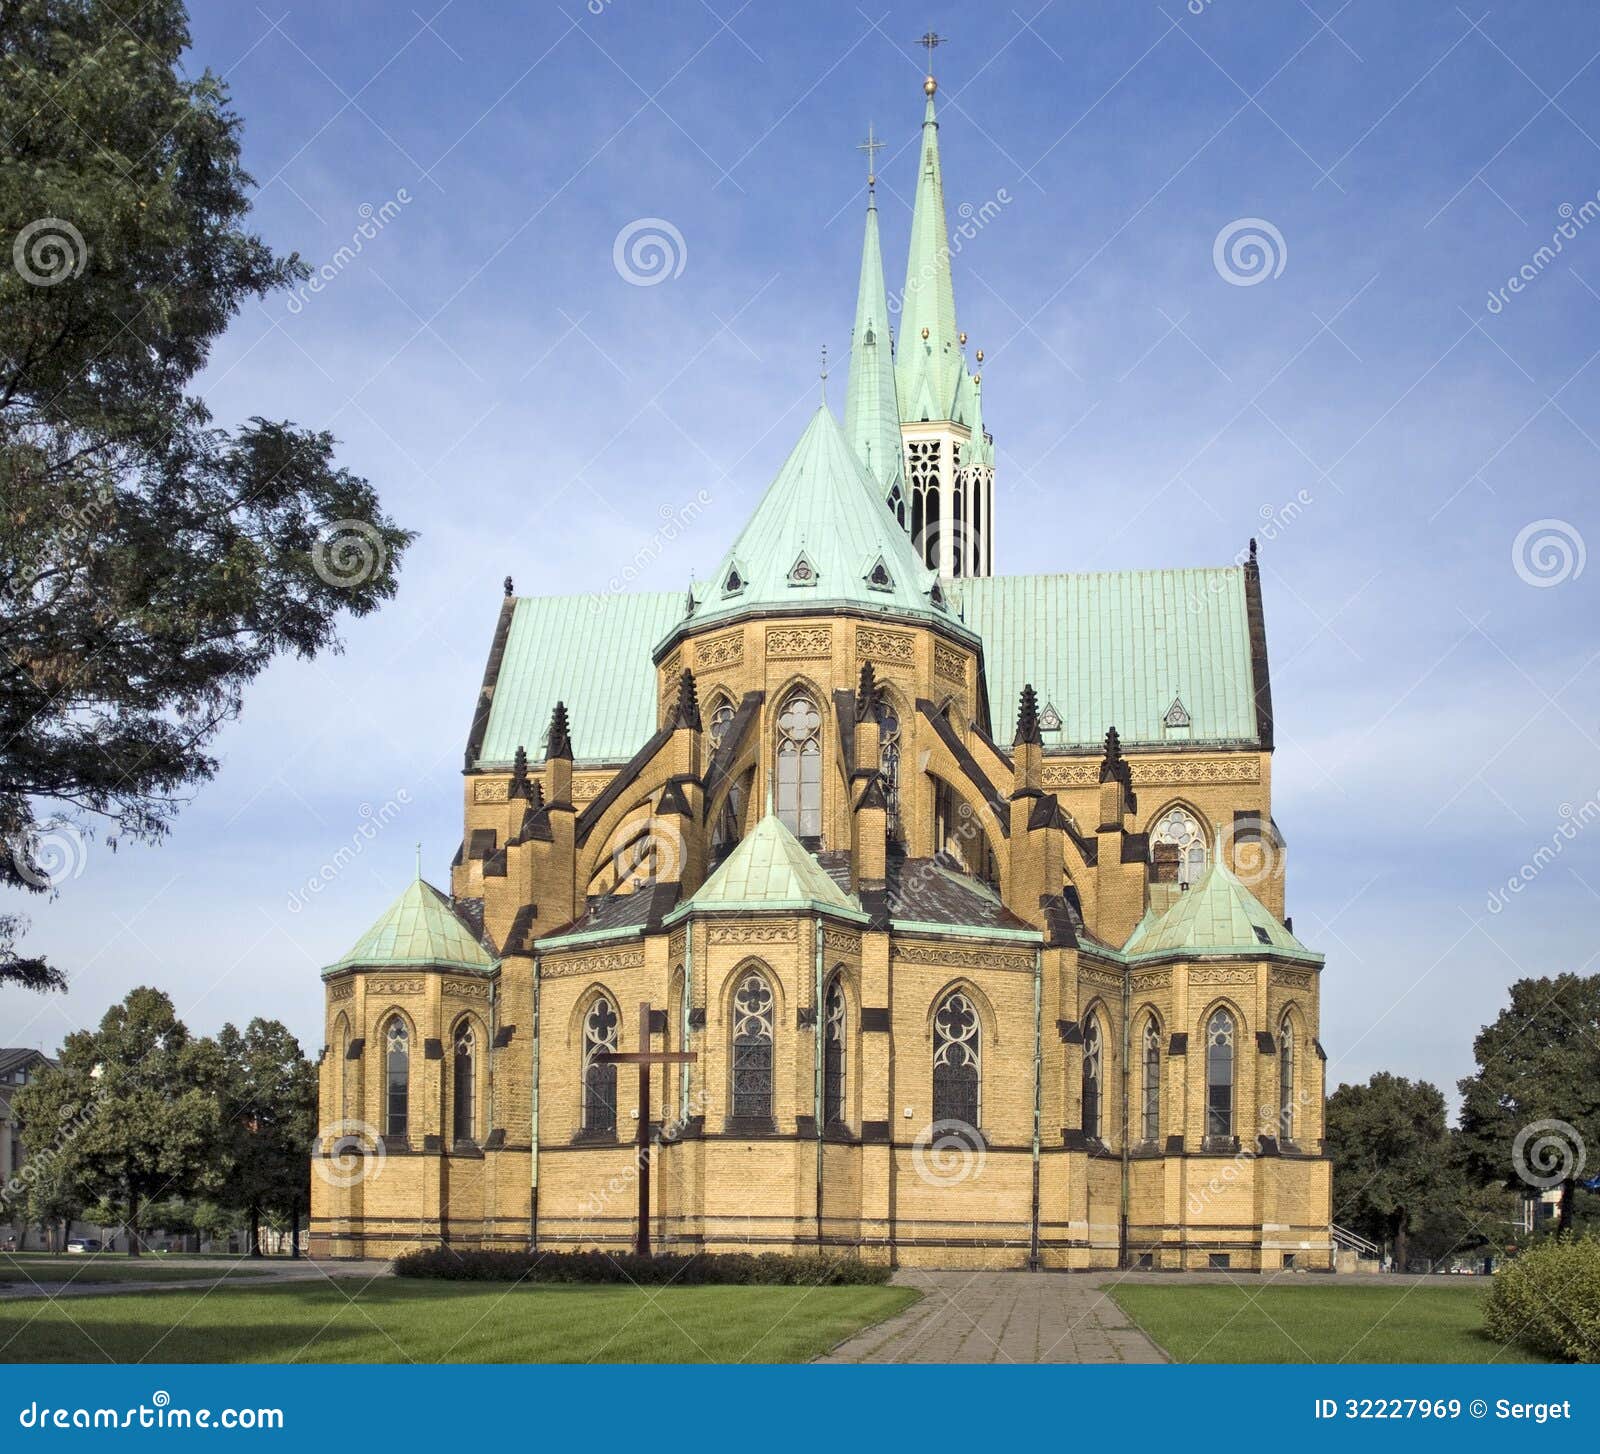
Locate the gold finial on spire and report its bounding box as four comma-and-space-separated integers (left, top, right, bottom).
820, 343, 828, 404
918, 29, 946, 93
857, 122, 884, 192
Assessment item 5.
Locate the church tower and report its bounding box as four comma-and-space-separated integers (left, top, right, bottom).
894, 62, 994, 580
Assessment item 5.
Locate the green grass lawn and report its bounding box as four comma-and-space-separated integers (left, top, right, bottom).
0, 1277, 919, 1363
1111, 1282, 1546, 1364
0, 1256, 273, 1287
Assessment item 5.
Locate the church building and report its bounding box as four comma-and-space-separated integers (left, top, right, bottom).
311, 64, 1333, 1271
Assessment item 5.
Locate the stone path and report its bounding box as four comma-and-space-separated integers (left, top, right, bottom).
818, 1269, 1167, 1364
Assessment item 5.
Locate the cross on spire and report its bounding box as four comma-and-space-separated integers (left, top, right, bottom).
918, 29, 946, 90
819, 342, 828, 404
857, 122, 884, 191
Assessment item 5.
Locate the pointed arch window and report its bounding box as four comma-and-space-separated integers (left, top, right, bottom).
1082, 1014, 1103, 1143
1141, 1018, 1162, 1143
731, 972, 775, 1122
1278, 1013, 1296, 1143
877, 697, 902, 839
1206, 1009, 1235, 1147
932, 991, 980, 1128
776, 693, 822, 839
583, 996, 619, 1134
452, 1022, 477, 1143
823, 975, 846, 1128
886, 485, 907, 530
1152, 805, 1208, 886
384, 1017, 409, 1139
708, 696, 742, 852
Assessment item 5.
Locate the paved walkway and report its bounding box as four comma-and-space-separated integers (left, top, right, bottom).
819, 1270, 1167, 1364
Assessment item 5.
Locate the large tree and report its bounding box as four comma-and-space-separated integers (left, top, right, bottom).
1326, 1072, 1459, 1271
215, 1018, 315, 1258
1459, 973, 1600, 1234
11, 986, 223, 1254
0, 0, 412, 990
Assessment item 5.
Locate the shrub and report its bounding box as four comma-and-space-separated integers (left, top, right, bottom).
1483, 1234, 1600, 1363
391, 1247, 891, 1287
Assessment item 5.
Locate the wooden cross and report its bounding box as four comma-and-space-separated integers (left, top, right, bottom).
595, 1001, 697, 1257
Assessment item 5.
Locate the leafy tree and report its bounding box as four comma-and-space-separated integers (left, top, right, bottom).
0, 0, 412, 990
190, 1198, 238, 1252
1460, 973, 1600, 1234
11, 987, 222, 1254
18, 1143, 87, 1253
216, 1018, 315, 1258
1326, 1073, 1458, 1271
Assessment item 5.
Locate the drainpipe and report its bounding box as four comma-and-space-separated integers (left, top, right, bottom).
1119, 962, 1132, 1270
530, 953, 541, 1250
1029, 944, 1042, 1272
814, 915, 825, 1251
681, 928, 693, 1119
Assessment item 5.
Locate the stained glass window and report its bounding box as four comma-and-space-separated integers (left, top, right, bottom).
731, 972, 775, 1121
453, 1023, 476, 1143
823, 976, 846, 1127
583, 996, 619, 1133
1279, 1013, 1295, 1143
1082, 1014, 1103, 1142
384, 1017, 409, 1139
1152, 805, 1209, 886
932, 991, 980, 1128
877, 698, 901, 839
776, 693, 822, 839
1206, 1009, 1235, 1144
1142, 1018, 1162, 1143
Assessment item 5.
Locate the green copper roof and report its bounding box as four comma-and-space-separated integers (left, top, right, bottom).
324, 877, 497, 975
666, 814, 865, 921
897, 91, 966, 423
477, 591, 684, 767
953, 569, 1261, 749
1123, 858, 1321, 964
668, 406, 959, 642
843, 187, 905, 502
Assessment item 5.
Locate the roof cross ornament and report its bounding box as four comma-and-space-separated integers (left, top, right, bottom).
819, 342, 828, 404
857, 122, 884, 191
918, 29, 946, 92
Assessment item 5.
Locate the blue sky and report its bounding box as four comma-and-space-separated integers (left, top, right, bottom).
5, 1, 1599, 1110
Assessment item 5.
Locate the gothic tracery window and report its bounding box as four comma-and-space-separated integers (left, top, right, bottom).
1206, 1009, 1235, 1146
1278, 1012, 1295, 1143
1082, 1014, 1103, 1143
583, 995, 619, 1134
708, 697, 742, 851
1142, 1017, 1162, 1143
776, 693, 822, 839
932, 991, 980, 1128
731, 972, 775, 1122
877, 698, 902, 839
823, 975, 846, 1128
452, 1022, 476, 1143
384, 1016, 409, 1139
1152, 805, 1209, 886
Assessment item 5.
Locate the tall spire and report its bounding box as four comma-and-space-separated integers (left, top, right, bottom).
897, 69, 962, 424
843, 125, 904, 506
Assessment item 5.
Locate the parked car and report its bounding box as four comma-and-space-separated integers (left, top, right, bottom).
65, 1238, 102, 1254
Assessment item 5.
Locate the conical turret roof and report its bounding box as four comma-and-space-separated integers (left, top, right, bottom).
665, 406, 961, 644
322, 876, 497, 975
1123, 858, 1321, 964
668, 814, 864, 919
